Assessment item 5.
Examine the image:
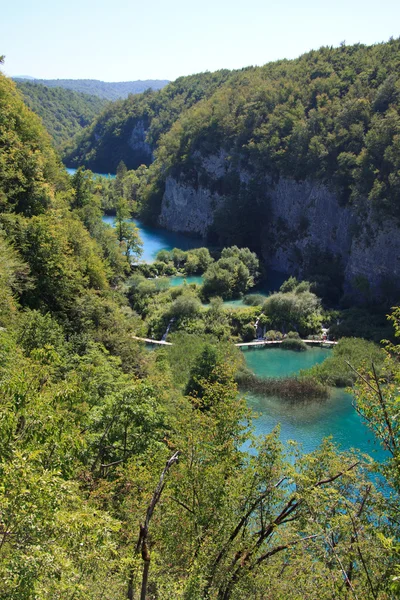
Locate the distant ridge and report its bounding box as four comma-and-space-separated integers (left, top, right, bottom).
13, 77, 169, 100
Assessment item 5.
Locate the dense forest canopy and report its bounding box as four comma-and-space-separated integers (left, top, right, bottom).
14, 77, 170, 100
1, 54, 400, 599
16, 81, 108, 151
66, 38, 400, 220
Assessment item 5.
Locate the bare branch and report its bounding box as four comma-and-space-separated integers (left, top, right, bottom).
128, 451, 179, 600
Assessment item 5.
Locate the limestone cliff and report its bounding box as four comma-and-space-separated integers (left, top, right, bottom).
158, 152, 400, 298
128, 120, 153, 165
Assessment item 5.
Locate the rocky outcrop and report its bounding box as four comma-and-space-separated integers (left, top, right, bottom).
128, 120, 153, 164
158, 153, 400, 298
159, 176, 224, 236
264, 178, 355, 272
264, 178, 400, 296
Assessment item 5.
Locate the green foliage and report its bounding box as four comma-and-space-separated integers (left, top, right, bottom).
154, 246, 213, 276
265, 329, 284, 341
1, 66, 399, 599
243, 293, 266, 306
351, 307, 400, 592
115, 197, 143, 261
281, 337, 308, 351
65, 70, 232, 172
69, 38, 400, 227
0, 232, 31, 326
302, 337, 386, 386
329, 306, 394, 343
0, 72, 67, 215
202, 247, 259, 300
16, 81, 108, 152
168, 293, 202, 320
262, 287, 322, 336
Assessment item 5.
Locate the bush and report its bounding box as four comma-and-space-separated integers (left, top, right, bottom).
262, 289, 322, 337
243, 294, 266, 306
169, 294, 202, 320
301, 337, 386, 386
286, 331, 301, 339
241, 323, 256, 342
265, 330, 283, 341
281, 337, 308, 351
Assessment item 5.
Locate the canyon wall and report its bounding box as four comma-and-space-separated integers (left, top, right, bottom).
158, 152, 400, 298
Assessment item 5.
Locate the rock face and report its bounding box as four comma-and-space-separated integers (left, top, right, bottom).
159, 176, 223, 236
158, 152, 400, 298
264, 178, 355, 272
128, 120, 153, 164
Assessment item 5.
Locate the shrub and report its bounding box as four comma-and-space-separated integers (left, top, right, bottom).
243, 294, 266, 306
281, 337, 308, 351
265, 330, 283, 341
286, 331, 301, 339
301, 337, 386, 386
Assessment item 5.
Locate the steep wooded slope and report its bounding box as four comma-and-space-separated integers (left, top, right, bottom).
64, 70, 233, 171
16, 81, 108, 151
67, 39, 400, 220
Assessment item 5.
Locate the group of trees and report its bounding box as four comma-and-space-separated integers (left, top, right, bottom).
16, 81, 108, 152
16, 77, 169, 100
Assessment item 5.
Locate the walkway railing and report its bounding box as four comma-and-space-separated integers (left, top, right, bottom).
235, 339, 337, 348
132, 335, 336, 348
132, 336, 172, 346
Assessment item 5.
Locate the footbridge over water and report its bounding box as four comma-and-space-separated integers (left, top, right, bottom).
132, 336, 336, 348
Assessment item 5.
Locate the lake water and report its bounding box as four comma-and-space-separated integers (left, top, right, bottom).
102, 215, 285, 297
101, 208, 383, 458
243, 347, 385, 458
66, 167, 116, 179
169, 275, 204, 287
102, 215, 204, 263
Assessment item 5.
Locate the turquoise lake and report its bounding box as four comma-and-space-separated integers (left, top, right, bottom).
243, 347, 385, 458
100, 208, 384, 458
102, 215, 203, 263
66, 167, 116, 179
69, 166, 385, 460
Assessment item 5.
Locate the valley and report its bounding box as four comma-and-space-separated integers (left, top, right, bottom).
1, 37, 400, 598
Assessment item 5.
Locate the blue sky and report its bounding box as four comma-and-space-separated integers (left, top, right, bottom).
2, 0, 400, 81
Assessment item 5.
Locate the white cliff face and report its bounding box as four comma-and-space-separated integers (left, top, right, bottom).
128, 120, 153, 163
345, 217, 400, 292
158, 151, 400, 297
159, 152, 228, 236
159, 176, 223, 236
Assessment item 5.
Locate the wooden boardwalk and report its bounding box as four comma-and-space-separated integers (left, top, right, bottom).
132, 336, 172, 346
235, 339, 337, 348
132, 335, 336, 348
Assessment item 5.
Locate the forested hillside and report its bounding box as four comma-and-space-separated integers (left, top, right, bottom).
15, 77, 169, 100
16, 81, 108, 151
65, 70, 233, 172
67, 39, 400, 217
64, 39, 400, 300
1, 61, 400, 599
